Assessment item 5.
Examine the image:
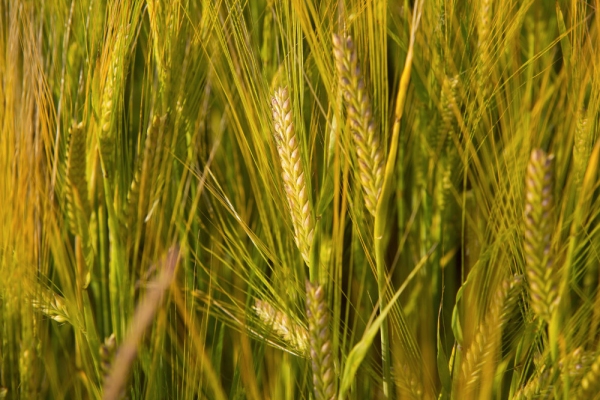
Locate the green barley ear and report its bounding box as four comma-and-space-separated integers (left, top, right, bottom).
65, 122, 91, 245
306, 281, 335, 400
460, 275, 522, 396
396, 363, 424, 399
125, 114, 165, 228
577, 352, 600, 398
66, 121, 90, 220
271, 87, 314, 265
435, 75, 460, 213
98, 29, 127, 180
31, 289, 70, 324
66, 121, 94, 287
332, 33, 384, 216
524, 149, 557, 322
513, 364, 551, 400
98, 60, 116, 178
253, 299, 309, 354
573, 110, 592, 189
438, 75, 459, 152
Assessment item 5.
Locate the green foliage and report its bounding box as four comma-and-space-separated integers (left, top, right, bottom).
1, 0, 600, 399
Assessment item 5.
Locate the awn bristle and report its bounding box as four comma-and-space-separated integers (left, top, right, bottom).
332, 33, 384, 217
524, 149, 557, 322
271, 87, 314, 264
306, 281, 335, 400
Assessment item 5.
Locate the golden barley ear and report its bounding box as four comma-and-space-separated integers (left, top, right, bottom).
306, 281, 336, 400
523, 149, 558, 322
253, 299, 309, 354
332, 33, 384, 217
271, 87, 314, 264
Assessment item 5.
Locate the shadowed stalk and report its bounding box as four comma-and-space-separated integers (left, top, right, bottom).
102, 246, 179, 400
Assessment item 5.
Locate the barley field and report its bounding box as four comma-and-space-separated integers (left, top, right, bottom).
1, 0, 600, 399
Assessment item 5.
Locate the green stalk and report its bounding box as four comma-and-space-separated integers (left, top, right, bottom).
374, 2, 422, 396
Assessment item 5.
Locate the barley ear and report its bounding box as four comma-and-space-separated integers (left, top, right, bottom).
573, 110, 591, 188
253, 299, 309, 354
98, 63, 116, 178
100, 334, 117, 382
31, 289, 70, 324
577, 352, 600, 398
524, 149, 557, 322
271, 87, 314, 265
125, 114, 165, 227
461, 275, 522, 396
66, 124, 89, 233
306, 281, 336, 400
332, 33, 384, 216
477, 0, 492, 98
66, 121, 90, 220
